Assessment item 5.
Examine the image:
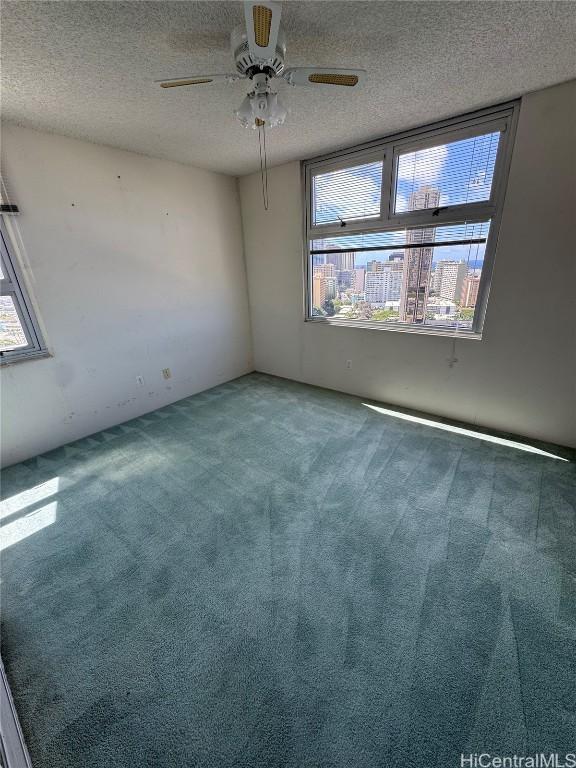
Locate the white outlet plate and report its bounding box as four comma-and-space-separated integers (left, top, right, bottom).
162, 368, 172, 380
345, 360, 352, 369
136, 375, 144, 386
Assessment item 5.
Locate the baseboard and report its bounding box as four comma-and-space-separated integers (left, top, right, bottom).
252, 370, 576, 459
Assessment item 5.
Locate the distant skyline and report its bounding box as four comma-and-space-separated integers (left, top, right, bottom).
316, 250, 485, 269
312, 245, 487, 270
312, 223, 489, 269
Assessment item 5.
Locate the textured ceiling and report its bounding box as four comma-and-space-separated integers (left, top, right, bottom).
2, 1, 576, 176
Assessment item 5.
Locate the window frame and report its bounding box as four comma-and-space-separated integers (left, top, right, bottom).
309, 148, 386, 230
302, 101, 520, 337
0, 218, 48, 364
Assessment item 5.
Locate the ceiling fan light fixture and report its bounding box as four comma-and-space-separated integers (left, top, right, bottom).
234, 95, 255, 128
261, 92, 287, 128
234, 91, 287, 129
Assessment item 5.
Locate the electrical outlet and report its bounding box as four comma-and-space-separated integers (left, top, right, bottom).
162, 368, 172, 380
136, 375, 144, 387
345, 360, 352, 370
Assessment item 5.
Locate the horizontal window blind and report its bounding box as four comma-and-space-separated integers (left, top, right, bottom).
312, 160, 383, 225
394, 131, 501, 213
311, 220, 491, 254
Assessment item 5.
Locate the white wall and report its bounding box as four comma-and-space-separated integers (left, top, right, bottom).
1, 124, 253, 466
239, 80, 576, 448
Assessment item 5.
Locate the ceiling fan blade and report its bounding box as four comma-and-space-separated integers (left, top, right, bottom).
244, 1, 282, 62
156, 74, 243, 88
282, 68, 366, 88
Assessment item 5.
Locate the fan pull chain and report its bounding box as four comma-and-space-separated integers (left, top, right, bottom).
258, 121, 269, 211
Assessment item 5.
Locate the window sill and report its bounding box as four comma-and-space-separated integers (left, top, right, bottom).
304, 316, 483, 340
0, 349, 52, 366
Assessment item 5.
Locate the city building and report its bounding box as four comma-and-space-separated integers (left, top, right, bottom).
461, 274, 481, 307
313, 264, 337, 304
399, 185, 441, 322
366, 254, 403, 272
313, 263, 336, 278
325, 278, 337, 300
432, 260, 469, 302
0, 296, 28, 349
326, 250, 355, 271
364, 263, 404, 305
351, 268, 366, 294
312, 274, 326, 308
426, 298, 459, 316
337, 269, 354, 289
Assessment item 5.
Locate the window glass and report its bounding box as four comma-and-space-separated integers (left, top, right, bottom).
394, 131, 501, 213
312, 160, 383, 225
0, 295, 29, 349
310, 222, 489, 329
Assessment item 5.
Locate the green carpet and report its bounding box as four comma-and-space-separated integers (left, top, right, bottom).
1, 373, 575, 768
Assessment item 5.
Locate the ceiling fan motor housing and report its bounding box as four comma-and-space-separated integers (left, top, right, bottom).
231, 25, 286, 78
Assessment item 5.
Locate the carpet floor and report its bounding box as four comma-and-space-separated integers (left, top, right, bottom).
1, 373, 575, 768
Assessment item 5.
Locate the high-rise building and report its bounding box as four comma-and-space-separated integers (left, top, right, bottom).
325, 278, 337, 300
367, 254, 403, 271
461, 275, 480, 307
326, 250, 355, 271
351, 268, 366, 294
399, 185, 441, 323
314, 263, 336, 279
338, 269, 353, 289
364, 263, 404, 305
432, 261, 468, 302
313, 264, 337, 305
311, 238, 344, 269
312, 275, 326, 308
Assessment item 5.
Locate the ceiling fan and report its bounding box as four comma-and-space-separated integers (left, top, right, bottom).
155, 0, 366, 130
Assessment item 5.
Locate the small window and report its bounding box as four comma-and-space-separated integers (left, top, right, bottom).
0, 221, 47, 364
0, 295, 30, 349
394, 131, 501, 214
304, 104, 518, 336
312, 159, 383, 226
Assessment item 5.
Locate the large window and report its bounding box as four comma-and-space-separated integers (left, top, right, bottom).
0, 219, 47, 363
303, 103, 518, 335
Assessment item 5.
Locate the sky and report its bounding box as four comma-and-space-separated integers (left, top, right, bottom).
312, 131, 500, 267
